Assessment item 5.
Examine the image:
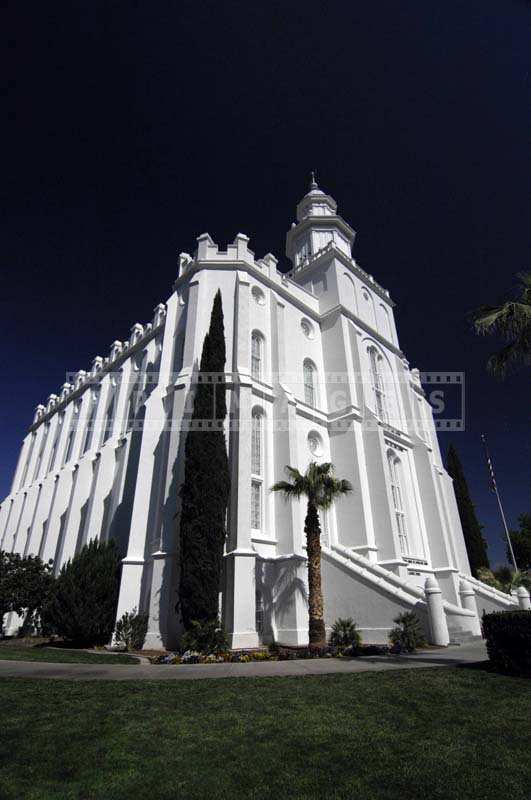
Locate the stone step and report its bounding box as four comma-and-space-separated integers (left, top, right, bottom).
448, 630, 483, 645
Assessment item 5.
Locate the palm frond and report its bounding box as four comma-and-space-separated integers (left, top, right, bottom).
471, 272, 531, 376
316, 462, 334, 476
487, 336, 531, 377
271, 462, 352, 508
516, 271, 531, 289
284, 465, 304, 483
270, 480, 302, 497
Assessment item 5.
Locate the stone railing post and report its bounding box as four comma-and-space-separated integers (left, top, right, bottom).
458, 578, 482, 635
425, 575, 450, 646
516, 585, 531, 611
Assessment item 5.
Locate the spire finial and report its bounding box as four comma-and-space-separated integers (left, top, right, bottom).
309, 170, 318, 190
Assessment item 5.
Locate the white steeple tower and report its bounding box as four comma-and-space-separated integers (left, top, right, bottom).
285, 174, 356, 270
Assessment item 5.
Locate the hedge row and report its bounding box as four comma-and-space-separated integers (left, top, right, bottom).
482, 610, 531, 675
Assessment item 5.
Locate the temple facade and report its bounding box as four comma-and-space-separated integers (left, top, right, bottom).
1, 180, 519, 647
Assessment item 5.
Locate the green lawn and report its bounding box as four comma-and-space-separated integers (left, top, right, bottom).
0, 646, 138, 664
0, 667, 530, 800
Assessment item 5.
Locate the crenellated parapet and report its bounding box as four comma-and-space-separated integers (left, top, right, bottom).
30, 301, 168, 429
174, 232, 285, 289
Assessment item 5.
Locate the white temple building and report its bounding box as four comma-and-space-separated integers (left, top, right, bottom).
1, 179, 521, 648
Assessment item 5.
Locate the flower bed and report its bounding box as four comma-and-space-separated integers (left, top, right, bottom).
148, 643, 389, 665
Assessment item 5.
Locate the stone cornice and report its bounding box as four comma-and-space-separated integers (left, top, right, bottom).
173, 259, 322, 319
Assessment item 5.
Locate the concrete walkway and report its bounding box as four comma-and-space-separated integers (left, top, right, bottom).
0, 641, 488, 681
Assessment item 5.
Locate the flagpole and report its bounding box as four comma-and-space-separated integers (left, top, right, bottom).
481, 434, 518, 571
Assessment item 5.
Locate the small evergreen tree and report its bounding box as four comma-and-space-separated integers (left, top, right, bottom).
179, 290, 230, 629
42, 539, 121, 646
446, 444, 490, 576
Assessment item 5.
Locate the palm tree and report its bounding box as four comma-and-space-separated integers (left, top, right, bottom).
471, 272, 531, 377
271, 462, 352, 646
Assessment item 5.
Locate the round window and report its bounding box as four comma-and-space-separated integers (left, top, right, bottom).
252, 286, 266, 305
307, 431, 323, 457
301, 318, 314, 339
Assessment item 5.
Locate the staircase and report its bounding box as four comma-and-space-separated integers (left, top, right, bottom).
323, 544, 479, 643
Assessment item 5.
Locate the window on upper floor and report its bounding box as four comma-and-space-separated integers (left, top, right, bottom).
251, 410, 264, 531
303, 359, 317, 407
251, 411, 263, 477
388, 453, 408, 556
368, 346, 387, 423
251, 332, 263, 381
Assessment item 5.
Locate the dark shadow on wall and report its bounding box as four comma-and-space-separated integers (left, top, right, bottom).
256, 558, 308, 643
156, 361, 198, 647
107, 404, 146, 556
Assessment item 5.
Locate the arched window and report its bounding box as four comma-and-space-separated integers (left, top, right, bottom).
388, 453, 408, 555
251, 410, 263, 530
251, 411, 262, 476
251, 332, 263, 381
303, 359, 316, 407
343, 273, 358, 314
368, 346, 387, 422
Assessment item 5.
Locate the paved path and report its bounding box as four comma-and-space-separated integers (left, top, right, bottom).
0, 641, 488, 681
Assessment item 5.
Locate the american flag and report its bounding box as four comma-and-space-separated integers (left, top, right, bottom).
481, 434, 497, 493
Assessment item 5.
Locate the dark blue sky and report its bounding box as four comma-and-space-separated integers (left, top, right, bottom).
2, 1, 530, 565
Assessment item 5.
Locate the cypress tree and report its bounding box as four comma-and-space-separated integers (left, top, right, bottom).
446, 443, 490, 576
179, 290, 230, 629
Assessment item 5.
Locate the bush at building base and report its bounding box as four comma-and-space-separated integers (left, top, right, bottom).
42, 539, 121, 646
388, 611, 426, 653
114, 608, 149, 651
329, 617, 362, 651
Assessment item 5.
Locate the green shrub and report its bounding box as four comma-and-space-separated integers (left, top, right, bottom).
329, 617, 362, 650
0, 551, 53, 635
482, 610, 531, 675
42, 539, 121, 646
388, 611, 426, 652
114, 608, 149, 651
180, 618, 228, 654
